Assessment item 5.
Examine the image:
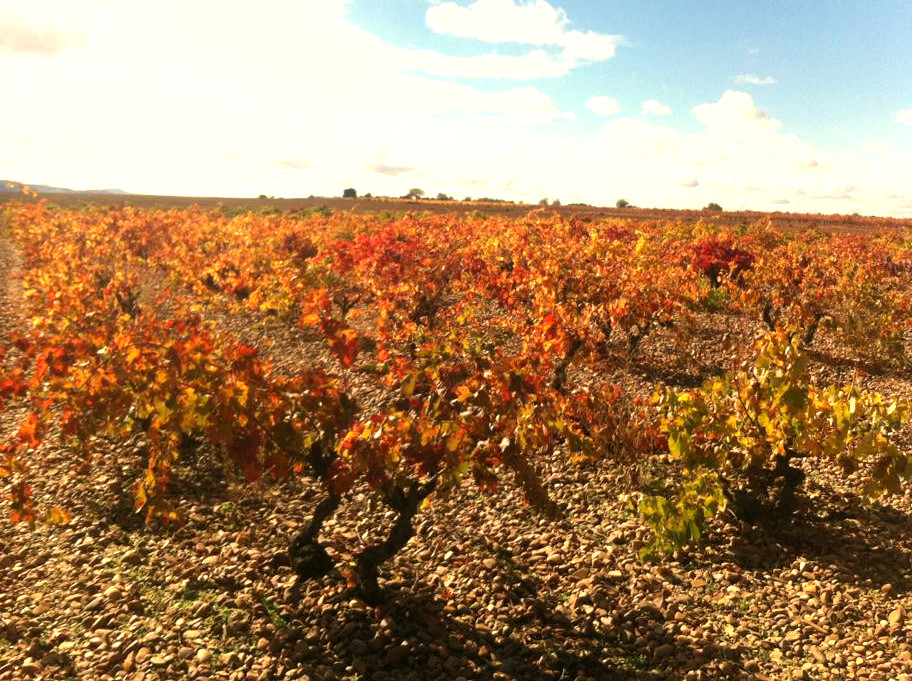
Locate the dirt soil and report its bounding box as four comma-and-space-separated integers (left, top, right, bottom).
3, 192, 911, 235
1, 222, 912, 681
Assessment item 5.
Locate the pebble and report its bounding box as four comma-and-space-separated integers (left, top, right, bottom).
348, 639, 368, 656
653, 644, 674, 659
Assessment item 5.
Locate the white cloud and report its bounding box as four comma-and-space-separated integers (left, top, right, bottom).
586, 96, 620, 117
426, 0, 571, 45
642, 99, 671, 116
425, 0, 621, 75
0, 8, 84, 57
559, 29, 620, 62
0, 2, 909, 217
734, 74, 777, 86
693, 90, 779, 136
580, 90, 903, 214
689, 91, 820, 169
895, 109, 912, 126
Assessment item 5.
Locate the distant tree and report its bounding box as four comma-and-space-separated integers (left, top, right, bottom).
704, 202, 723, 212
363, 192, 372, 198
436, 192, 453, 201
538, 198, 549, 206
463, 196, 472, 202
552, 198, 561, 206
405, 188, 425, 199
616, 198, 630, 208
342, 188, 357, 199
258, 194, 268, 200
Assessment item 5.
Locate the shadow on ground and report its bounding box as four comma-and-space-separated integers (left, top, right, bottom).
724, 483, 912, 594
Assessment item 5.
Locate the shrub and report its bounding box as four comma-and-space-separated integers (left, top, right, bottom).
639, 330, 911, 556
691, 236, 754, 287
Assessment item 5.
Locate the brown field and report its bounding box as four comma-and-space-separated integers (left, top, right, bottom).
3, 191, 911, 235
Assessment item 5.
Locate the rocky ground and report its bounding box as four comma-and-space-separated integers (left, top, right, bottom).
1, 236, 912, 681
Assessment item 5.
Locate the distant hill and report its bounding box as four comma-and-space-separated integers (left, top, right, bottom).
1, 180, 130, 195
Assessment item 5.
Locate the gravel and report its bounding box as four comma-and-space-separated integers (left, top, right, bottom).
1, 234, 911, 681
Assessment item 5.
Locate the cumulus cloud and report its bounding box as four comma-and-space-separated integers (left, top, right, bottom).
693, 90, 779, 136
582, 90, 866, 212
895, 109, 912, 126
689, 91, 819, 169
586, 96, 620, 117
424, 0, 621, 76
427, 0, 571, 45
0, 8, 84, 57
734, 74, 777, 86
641, 99, 671, 116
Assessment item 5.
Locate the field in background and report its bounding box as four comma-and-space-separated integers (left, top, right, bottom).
3, 191, 912, 235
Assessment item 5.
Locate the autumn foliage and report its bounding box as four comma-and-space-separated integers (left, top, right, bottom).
1, 202, 911, 597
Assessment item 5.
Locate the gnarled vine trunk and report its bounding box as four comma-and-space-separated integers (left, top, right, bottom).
289, 491, 341, 580
354, 480, 437, 605
725, 450, 805, 523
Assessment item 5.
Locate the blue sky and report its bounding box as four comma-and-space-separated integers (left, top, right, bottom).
1, 0, 911, 214
350, 0, 912, 152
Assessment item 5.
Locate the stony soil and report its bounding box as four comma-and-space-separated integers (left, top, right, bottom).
1, 236, 911, 681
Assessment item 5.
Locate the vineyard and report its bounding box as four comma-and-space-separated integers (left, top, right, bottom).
1, 201, 912, 681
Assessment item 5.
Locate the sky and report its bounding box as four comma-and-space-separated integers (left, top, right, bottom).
1, 0, 911, 215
